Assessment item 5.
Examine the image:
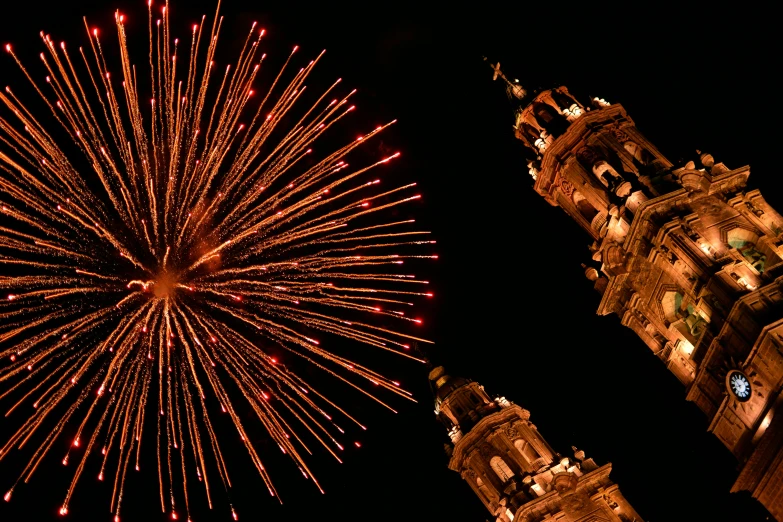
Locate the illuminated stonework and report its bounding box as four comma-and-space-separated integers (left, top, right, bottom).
490, 61, 783, 518
430, 367, 643, 522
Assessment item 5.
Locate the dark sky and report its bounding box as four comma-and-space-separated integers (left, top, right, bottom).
0, 2, 777, 522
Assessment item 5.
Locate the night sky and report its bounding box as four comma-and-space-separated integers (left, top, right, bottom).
0, 2, 776, 521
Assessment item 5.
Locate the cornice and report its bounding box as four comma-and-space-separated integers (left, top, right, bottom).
513, 464, 614, 519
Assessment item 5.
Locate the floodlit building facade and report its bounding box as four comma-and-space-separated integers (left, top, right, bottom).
487, 59, 783, 518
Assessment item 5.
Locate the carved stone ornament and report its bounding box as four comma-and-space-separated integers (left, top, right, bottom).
479, 444, 494, 457
505, 427, 519, 439
611, 127, 630, 143
745, 200, 765, 216
604, 243, 628, 268
562, 492, 591, 512
559, 178, 575, 198
692, 196, 725, 218
626, 256, 653, 292
577, 147, 602, 166
462, 468, 477, 480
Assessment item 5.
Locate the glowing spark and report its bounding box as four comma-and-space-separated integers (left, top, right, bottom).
0, 2, 433, 520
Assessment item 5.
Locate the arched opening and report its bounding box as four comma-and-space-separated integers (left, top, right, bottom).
592, 161, 622, 187
727, 228, 766, 273
531, 102, 568, 137
514, 439, 538, 463
662, 291, 686, 323
475, 476, 493, 502
593, 161, 632, 197
551, 90, 583, 120
551, 89, 579, 111
532, 102, 560, 124
573, 192, 598, 223
519, 121, 541, 143
623, 141, 654, 165
662, 291, 706, 337
752, 409, 775, 445
490, 456, 514, 482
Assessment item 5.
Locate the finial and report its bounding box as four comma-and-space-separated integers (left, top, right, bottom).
584, 266, 600, 282
428, 366, 446, 382
698, 150, 715, 168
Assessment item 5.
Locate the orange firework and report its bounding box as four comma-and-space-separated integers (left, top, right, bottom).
0, 1, 433, 519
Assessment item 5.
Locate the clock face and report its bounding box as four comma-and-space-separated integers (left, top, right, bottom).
727, 371, 752, 402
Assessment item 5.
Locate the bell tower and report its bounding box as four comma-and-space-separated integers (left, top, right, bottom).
429, 366, 643, 522
487, 59, 783, 517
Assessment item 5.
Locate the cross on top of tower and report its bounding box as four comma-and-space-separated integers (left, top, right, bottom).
491, 61, 505, 82
483, 57, 526, 100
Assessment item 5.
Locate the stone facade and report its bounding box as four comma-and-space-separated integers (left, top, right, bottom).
490, 61, 783, 518
430, 366, 643, 522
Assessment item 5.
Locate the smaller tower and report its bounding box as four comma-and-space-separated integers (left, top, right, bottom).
430, 366, 643, 522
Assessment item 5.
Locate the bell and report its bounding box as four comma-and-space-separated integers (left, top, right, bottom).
685, 314, 705, 336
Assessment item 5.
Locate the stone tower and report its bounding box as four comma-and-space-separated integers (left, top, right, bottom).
487, 59, 783, 517
429, 366, 643, 522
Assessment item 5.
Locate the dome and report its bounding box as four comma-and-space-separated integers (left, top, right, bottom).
429, 366, 470, 402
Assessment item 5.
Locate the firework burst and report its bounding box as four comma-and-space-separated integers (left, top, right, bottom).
0, 1, 433, 519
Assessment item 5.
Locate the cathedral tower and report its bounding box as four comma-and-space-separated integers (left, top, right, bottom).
487, 59, 783, 517
429, 366, 643, 522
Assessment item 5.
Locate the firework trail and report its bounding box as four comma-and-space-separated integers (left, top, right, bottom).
0, 1, 434, 519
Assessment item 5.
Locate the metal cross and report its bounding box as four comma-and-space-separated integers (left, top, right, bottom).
491, 61, 505, 82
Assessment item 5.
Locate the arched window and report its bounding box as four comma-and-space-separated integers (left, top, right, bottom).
551, 90, 583, 121
475, 476, 492, 502
519, 122, 541, 142
490, 456, 514, 482
514, 439, 538, 463
662, 291, 706, 336
727, 228, 766, 273
741, 248, 766, 273
573, 192, 598, 223
727, 228, 759, 249
532, 102, 559, 124
592, 160, 624, 190
624, 141, 654, 165
532, 102, 568, 137
662, 291, 687, 323
551, 89, 580, 112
